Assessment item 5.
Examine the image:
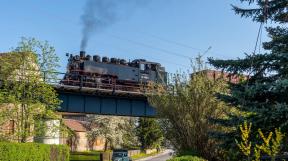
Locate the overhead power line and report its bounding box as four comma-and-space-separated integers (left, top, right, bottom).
113, 30, 235, 59
99, 41, 191, 68
31, 4, 234, 60
108, 34, 194, 59
133, 31, 206, 51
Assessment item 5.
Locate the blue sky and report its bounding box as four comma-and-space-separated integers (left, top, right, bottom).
0, 0, 269, 73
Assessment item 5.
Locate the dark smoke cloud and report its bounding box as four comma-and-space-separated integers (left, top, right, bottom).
80, 0, 150, 51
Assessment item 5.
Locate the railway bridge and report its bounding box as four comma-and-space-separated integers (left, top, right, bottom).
54, 83, 156, 117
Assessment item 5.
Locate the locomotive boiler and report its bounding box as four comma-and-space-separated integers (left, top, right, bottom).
61, 51, 167, 92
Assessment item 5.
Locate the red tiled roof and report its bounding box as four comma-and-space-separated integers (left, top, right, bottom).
192, 69, 247, 84
0, 53, 8, 57
63, 119, 87, 132
203, 69, 247, 84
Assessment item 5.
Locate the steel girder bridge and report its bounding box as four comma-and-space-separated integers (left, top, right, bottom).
54, 83, 156, 117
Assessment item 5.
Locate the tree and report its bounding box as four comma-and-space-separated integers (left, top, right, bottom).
208, 0, 288, 158
13, 37, 60, 82
136, 118, 164, 150
122, 118, 140, 149
86, 115, 139, 150
0, 37, 61, 142
148, 56, 229, 160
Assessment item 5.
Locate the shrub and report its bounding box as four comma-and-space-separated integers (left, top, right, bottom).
235, 121, 284, 161
0, 142, 69, 161
168, 155, 207, 161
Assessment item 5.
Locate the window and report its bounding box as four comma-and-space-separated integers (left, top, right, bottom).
140, 64, 145, 71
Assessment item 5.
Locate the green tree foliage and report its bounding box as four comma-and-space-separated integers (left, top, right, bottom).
0, 37, 61, 142
235, 121, 284, 161
232, 0, 287, 23
136, 118, 164, 150
208, 0, 288, 158
122, 118, 140, 149
148, 56, 229, 160
13, 37, 60, 82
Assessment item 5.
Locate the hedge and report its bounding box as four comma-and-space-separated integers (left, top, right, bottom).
167, 155, 207, 161
0, 142, 69, 161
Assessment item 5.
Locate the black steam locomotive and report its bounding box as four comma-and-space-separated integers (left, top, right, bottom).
61, 51, 167, 92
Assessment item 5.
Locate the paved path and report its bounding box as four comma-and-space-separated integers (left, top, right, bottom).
136, 149, 173, 161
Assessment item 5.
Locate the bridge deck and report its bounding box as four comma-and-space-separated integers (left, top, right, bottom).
54, 84, 147, 98
54, 85, 156, 117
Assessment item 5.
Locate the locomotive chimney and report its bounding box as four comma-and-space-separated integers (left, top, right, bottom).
80, 51, 86, 58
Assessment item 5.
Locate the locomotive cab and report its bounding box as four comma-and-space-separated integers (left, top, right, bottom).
137, 60, 167, 85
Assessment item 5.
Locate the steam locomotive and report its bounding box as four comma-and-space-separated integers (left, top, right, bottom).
61, 51, 167, 92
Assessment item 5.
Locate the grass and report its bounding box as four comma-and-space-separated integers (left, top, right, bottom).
70, 151, 101, 161
167, 155, 207, 161
131, 152, 158, 160
70, 150, 158, 161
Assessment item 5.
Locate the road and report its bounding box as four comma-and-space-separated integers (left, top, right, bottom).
137, 150, 173, 161
145, 152, 172, 161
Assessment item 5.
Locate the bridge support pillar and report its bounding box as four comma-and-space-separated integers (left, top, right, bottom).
35, 119, 60, 145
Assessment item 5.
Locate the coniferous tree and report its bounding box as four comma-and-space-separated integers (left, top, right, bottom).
208, 0, 288, 157
136, 118, 164, 150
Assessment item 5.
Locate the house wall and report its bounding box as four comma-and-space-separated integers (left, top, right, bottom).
74, 132, 89, 152
65, 132, 106, 152
92, 137, 106, 151
0, 104, 35, 142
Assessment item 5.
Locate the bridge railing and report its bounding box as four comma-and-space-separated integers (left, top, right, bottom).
0, 69, 169, 95
42, 71, 158, 94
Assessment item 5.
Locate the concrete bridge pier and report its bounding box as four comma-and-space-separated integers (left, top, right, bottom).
35, 119, 61, 145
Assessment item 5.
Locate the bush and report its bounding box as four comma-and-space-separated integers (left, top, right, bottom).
168, 155, 207, 161
0, 142, 69, 161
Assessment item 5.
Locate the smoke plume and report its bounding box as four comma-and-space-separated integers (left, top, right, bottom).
80, 0, 149, 51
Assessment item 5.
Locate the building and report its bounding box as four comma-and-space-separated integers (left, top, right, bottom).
194, 69, 247, 84
0, 52, 40, 142
62, 115, 106, 152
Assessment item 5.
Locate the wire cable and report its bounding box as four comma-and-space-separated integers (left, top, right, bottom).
26, 3, 235, 60
108, 34, 193, 59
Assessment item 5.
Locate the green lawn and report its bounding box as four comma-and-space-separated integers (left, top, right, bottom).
131, 152, 158, 160
70, 151, 101, 161
70, 150, 158, 161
